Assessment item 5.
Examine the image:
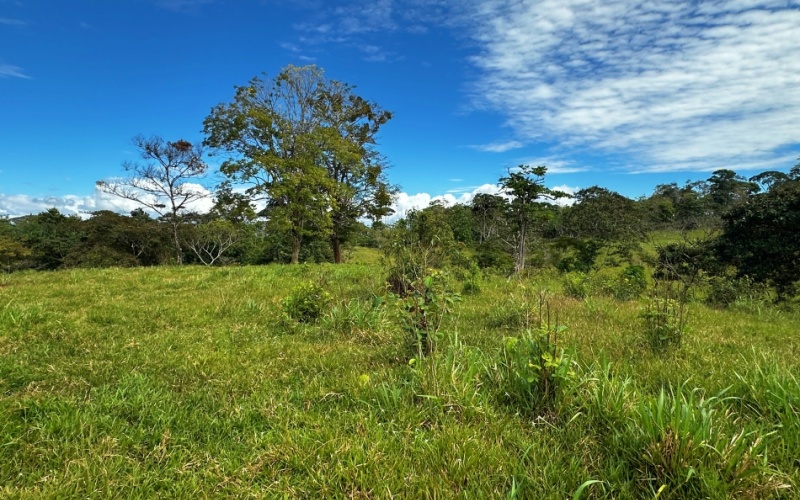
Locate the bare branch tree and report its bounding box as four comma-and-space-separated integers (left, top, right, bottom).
97, 135, 208, 264
185, 220, 239, 266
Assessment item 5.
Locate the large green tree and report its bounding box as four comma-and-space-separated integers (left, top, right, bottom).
715, 170, 800, 299
204, 65, 394, 264
314, 80, 395, 262
706, 169, 759, 215
564, 186, 643, 243
204, 66, 332, 263
15, 209, 83, 270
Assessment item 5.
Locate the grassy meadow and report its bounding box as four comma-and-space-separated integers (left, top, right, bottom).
1, 255, 799, 498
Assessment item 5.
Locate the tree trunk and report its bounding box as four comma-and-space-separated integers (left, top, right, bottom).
331, 236, 342, 264
172, 222, 183, 265
515, 219, 527, 273
291, 234, 301, 264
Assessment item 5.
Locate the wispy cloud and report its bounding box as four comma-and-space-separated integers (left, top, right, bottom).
470, 140, 524, 153
155, 0, 215, 13
514, 157, 590, 175
0, 17, 26, 26
465, 0, 800, 173
332, 0, 395, 35
0, 63, 29, 79
288, 0, 438, 62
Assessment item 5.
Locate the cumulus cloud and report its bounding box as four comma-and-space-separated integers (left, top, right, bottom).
386, 181, 576, 223
466, 0, 800, 173
0, 185, 214, 219
387, 183, 502, 222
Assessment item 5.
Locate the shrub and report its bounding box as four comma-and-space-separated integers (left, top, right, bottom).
282, 281, 331, 322
611, 265, 648, 301
475, 243, 515, 274
394, 269, 461, 357
460, 262, 482, 295
488, 319, 575, 415
639, 296, 686, 349
562, 271, 592, 299
705, 275, 767, 308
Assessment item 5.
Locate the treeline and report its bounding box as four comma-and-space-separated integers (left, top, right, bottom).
388, 164, 800, 301
2, 163, 799, 298
0, 204, 377, 272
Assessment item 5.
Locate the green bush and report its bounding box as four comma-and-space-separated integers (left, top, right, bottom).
461, 262, 482, 295
562, 271, 592, 299
282, 281, 331, 322
394, 269, 460, 357
639, 297, 686, 349
488, 324, 575, 415
475, 243, 515, 274
705, 275, 767, 308
611, 265, 648, 301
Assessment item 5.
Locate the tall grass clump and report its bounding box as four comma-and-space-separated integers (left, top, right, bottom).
319, 295, 391, 343
577, 368, 786, 498
731, 357, 800, 479
640, 279, 690, 351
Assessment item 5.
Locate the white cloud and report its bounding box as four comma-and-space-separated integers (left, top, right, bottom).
387, 183, 502, 222
0, 185, 214, 219
0, 63, 29, 79
0, 18, 26, 26
465, 0, 800, 173
471, 140, 524, 153
385, 181, 576, 222
549, 185, 579, 206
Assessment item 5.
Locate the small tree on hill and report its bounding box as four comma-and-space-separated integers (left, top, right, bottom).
499, 165, 569, 273
97, 135, 208, 264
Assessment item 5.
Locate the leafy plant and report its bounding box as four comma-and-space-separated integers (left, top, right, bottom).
562, 271, 593, 300
461, 261, 482, 295
489, 307, 575, 415
705, 275, 767, 309
611, 264, 648, 301
639, 295, 686, 350
282, 281, 331, 322
396, 269, 461, 357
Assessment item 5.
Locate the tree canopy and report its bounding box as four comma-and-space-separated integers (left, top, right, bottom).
203, 64, 394, 263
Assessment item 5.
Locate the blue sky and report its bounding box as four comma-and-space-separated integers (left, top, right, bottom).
1, 0, 799, 219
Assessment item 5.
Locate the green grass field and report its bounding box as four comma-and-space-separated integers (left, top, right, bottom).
1, 261, 799, 498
